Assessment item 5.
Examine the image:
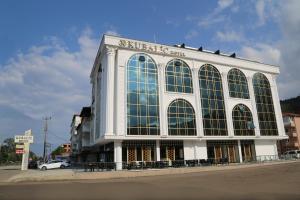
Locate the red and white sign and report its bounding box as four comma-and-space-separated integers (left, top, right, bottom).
16, 149, 25, 154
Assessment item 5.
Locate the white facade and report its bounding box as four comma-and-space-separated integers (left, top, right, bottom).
89, 35, 287, 170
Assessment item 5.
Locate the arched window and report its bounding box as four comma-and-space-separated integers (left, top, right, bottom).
166, 59, 193, 93
199, 64, 227, 136
167, 99, 196, 136
127, 54, 160, 135
228, 68, 249, 99
253, 73, 278, 136
232, 104, 255, 136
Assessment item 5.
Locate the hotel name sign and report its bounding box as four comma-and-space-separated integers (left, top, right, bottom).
118, 40, 185, 57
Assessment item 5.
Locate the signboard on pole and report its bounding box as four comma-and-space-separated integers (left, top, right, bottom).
14, 135, 33, 143
16, 144, 24, 149
14, 129, 33, 170
16, 149, 25, 154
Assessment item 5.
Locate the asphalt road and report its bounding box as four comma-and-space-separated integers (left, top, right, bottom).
0, 162, 300, 200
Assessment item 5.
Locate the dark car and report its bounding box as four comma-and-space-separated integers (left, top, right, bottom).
28, 160, 38, 169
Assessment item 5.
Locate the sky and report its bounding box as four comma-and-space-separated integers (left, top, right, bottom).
0, 0, 300, 155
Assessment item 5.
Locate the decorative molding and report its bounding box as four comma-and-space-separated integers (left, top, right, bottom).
105, 46, 117, 55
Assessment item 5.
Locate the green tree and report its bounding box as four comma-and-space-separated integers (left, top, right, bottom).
0, 137, 38, 164
51, 145, 64, 159
0, 138, 21, 163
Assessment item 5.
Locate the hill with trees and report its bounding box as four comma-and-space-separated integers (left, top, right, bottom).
280, 96, 300, 114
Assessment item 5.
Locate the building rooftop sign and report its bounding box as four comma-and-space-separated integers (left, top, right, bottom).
118, 39, 185, 57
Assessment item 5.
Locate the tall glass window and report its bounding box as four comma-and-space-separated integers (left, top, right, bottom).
167, 99, 196, 136
166, 59, 193, 93
253, 73, 278, 136
228, 68, 250, 99
127, 53, 160, 135
232, 104, 255, 136
199, 64, 227, 136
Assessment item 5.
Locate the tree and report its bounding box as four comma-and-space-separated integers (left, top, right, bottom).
0, 138, 21, 163
51, 145, 64, 159
0, 137, 38, 163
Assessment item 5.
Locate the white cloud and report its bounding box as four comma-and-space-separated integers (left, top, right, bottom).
241, 43, 281, 65
185, 30, 199, 40
256, 0, 266, 26
105, 25, 120, 36
276, 0, 300, 99
216, 30, 243, 42
240, 0, 300, 99
195, 0, 235, 28
198, 15, 227, 27
231, 5, 239, 13
0, 28, 99, 141
218, 0, 234, 10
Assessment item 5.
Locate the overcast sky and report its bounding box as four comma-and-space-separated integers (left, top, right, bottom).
0, 0, 299, 154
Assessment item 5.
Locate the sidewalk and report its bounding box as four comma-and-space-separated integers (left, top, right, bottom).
2, 160, 299, 184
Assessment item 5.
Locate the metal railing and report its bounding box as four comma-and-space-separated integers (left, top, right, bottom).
70, 155, 299, 172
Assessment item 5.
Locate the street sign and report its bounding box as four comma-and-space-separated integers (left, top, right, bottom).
16, 144, 24, 149
16, 149, 25, 154
14, 135, 33, 143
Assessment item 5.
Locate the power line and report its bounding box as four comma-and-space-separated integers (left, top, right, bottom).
47, 130, 69, 142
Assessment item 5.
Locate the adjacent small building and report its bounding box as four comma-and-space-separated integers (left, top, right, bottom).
70, 114, 81, 161
70, 107, 94, 162
278, 113, 300, 154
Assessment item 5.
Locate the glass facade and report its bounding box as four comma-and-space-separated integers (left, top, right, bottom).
167, 99, 197, 136
199, 64, 227, 136
127, 54, 160, 135
253, 73, 278, 136
228, 68, 250, 99
232, 104, 255, 136
166, 59, 193, 93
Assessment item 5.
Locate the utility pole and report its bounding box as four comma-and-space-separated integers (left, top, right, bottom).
43, 116, 51, 163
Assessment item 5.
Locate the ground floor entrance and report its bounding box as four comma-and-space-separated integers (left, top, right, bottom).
122, 140, 156, 162
89, 139, 280, 170
160, 140, 184, 161
207, 140, 240, 163
241, 140, 256, 162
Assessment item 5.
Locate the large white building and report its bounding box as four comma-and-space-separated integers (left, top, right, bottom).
82, 35, 287, 170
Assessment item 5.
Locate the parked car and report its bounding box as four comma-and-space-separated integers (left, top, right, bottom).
282, 150, 300, 159
38, 160, 70, 170
28, 160, 38, 169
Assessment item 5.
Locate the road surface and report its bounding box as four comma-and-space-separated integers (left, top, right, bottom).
0, 162, 299, 200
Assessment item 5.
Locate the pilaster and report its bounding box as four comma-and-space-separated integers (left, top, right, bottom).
105, 46, 116, 136
247, 76, 261, 137
221, 71, 234, 137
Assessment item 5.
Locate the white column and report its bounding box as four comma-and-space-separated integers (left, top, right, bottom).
238, 140, 243, 163
156, 140, 160, 161
105, 46, 116, 135
192, 67, 204, 138
158, 63, 167, 137
221, 71, 234, 137
21, 142, 30, 170
270, 75, 285, 137
114, 141, 122, 170
247, 76, 260, 137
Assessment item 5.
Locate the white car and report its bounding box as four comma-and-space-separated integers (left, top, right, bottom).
38, 160, 69, 170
